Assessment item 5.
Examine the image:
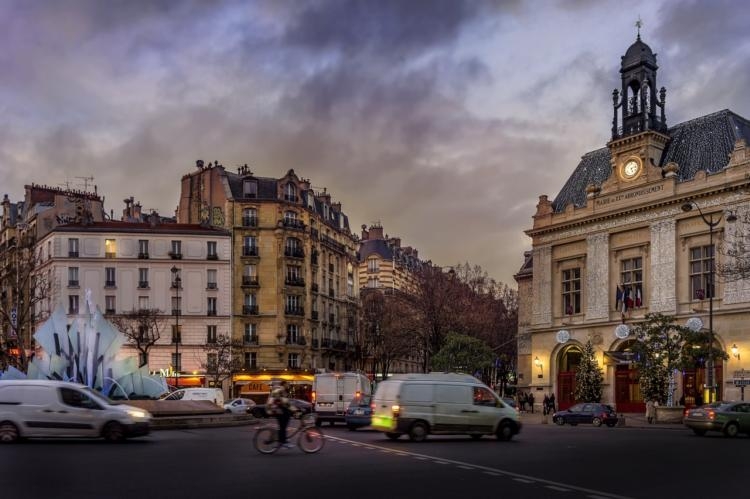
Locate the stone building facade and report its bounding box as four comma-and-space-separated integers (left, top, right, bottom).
517, 35, 750, 411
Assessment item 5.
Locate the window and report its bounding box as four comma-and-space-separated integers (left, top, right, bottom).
562, 267, 581, 315
105, 295, 115, 314
170, 240, 182, 259
285, 183, 297, 202
285, 237, 302, 257
60, 388, 100, 410
207, 269, 217, 289
105, 239, 116, 258
171, 352, 181, 371
244, 352, 257, 369
172, 296, 181, 316
367, 277, 379, 288
171, 325, 182, 343
207, 325, 217, 344
68, 267, 79, 287
138, 296, 149, 310
207, 297, 217, 316
347, 263, 354, 297
243, 179, 258, 198
618, 257, 643, 311
243, 236, 257, 256
244, 323, 257, 344
244, 294, 257, 315
68, 238, 79, 257
242, 207, 257, 227
287, 324, 300, 344
286, 294, 301, 311
207, 241, 218, 260
367, 257, 379, 273
473, 387, 497, 406
284, 211, 298, 223
243, 264, 258, 286
138, 268, 149, 288
288, 353, 300, 368
207, 353, 218, 372
68, 295, 79, 314
138, 240, 149, 258
690, 245, 715, 300
286, 265, 302, 284
105, 267, 116, 287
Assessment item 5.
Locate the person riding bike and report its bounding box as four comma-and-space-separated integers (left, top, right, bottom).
266, 380, 299, 448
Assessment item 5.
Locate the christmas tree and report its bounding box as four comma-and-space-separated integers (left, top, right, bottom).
574, 338, 603, 403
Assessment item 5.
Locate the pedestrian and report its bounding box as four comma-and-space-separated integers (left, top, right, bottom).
528, 392, 535, 414
542, 394, 550, 415
645, 399, 655, 424
549, 393, 556, 413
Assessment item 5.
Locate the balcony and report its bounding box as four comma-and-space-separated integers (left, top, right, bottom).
171, 334, 182, 344
241, 276, 259, 287
243, 305, 259, 315
284, 194, 298, 202
207, 254, 218, 260
243, 362, 258, 371
282, 219, 305, 231
170, 282, 182, 290
243, 336, 259, 346
168, 251, 182, 260
105, 252, 116, 259
242, 246, 259, 257
105, 280, 116, 288
328, 289, 335, 298
105, 308, 115, 314
284, 248, 305, 259
285, 306, 304, 317
68, 280, 79, 287
207, 282, 218, 290
285, 277, 305, 287
138, 281, 149, 289
242, 216, 258, 227
310, 228, 319, 241
311, 311, 319, 321
68, 308, 79, 315
68, 251, 79, 258
311, 283, 319, 293
285, 336, 307, 346
321, 338, 331, 348
207, 310, 217, 316
172, 308, 181, 316
138, 252, 149, 259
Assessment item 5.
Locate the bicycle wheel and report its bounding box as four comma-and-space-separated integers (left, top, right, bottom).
298, 427, 325, 453
254, 427, 280, 454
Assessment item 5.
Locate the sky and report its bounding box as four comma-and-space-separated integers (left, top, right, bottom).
1, 0, 749, 285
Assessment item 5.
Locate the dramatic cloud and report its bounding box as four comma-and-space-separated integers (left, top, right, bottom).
1, 0, 748, 284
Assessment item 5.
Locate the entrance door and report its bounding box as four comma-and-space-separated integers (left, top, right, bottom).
615, 364, 643, 413
558, 372, 576, 410
683, 365, 723, 406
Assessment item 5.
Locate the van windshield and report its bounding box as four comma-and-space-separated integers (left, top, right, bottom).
82, 387, 114, 406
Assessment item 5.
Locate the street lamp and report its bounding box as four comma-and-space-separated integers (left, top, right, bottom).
170, 266, 181, 389
681, 201, 723, 403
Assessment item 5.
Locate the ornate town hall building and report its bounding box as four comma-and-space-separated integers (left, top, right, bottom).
517, 35, 750, 411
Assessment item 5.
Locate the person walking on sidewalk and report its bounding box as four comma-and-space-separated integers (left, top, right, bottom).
549, 393, 556, 413
646, 399, 655, 424
542, 394, 550, 415
528, 392, 535, 414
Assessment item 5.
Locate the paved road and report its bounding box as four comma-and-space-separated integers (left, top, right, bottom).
1, 422, 745, 499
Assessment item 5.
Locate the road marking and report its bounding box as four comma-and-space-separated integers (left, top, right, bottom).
483, 472, 500, 477
325, 435, 635, 499
546, 485, 570, 492
514, 478, 535, 484
414, 457, 428, 461
458, 466, 474, 470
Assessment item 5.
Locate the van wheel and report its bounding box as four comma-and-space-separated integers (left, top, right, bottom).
0, 422, 19, 443
496, 421, 514, 441
102, 422, 125, 442
408, 422, 428, 442
385, 432, 401, 440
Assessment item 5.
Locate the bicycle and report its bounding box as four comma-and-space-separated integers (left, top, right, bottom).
254, 412, 325, 454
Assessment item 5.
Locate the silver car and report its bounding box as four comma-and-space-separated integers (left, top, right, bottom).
223, 398, 256, 414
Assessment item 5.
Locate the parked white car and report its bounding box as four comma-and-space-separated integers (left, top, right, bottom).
223, 398, 256, 414
160, 388, 225, 407
0, 379, 152, 443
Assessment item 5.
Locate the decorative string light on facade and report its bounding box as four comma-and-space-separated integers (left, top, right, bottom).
614, 324, 630, 340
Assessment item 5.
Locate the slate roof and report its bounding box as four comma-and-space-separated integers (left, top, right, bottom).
552, 109, 750, 212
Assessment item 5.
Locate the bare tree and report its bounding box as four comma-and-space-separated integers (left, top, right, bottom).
107, 308, 167, 367
0, 232, 52, 371
201, 334, 243, 394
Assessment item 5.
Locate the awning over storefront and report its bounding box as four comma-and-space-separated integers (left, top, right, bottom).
604, 351, 636, 365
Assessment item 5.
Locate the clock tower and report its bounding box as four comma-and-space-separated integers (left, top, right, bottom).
607, 31, 670, 184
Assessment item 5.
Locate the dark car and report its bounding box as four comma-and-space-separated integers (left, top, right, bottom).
552, 403, 618, 427
344, 395, 372, 430
251, 398, 312, 418
684, 401, 750, 437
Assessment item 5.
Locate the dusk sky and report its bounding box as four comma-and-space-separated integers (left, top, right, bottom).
2, 0, 749, 285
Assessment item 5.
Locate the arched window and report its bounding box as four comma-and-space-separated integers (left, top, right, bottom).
285, 183, 297, 202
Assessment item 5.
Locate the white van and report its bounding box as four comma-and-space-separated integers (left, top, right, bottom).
370, 373, 521, 442
0, 379, 152, 443
160, 388, 224, 407
312, 372, 372, 425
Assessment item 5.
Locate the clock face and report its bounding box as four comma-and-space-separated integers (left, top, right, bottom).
623, 159, 641, 179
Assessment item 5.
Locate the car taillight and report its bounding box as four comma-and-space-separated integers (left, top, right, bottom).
684, 409, 689, 418
392, 404, 400, 418
708, 410, 715, 420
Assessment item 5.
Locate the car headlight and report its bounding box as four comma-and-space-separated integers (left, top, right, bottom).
126, 409, 150, 419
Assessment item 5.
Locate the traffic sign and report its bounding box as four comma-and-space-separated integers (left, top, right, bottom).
734, 379, 750, 386
10, 307, 17, 328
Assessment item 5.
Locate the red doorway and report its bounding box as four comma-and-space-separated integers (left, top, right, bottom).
615, 364, 643, 412
558, 372, 576, 410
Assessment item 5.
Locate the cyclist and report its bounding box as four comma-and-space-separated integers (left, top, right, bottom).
266, 380, 299, 448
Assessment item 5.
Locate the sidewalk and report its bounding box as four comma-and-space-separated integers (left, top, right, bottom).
520, 411, 683, 429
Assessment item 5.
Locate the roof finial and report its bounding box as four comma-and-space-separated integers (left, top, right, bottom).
635, 16, 643, 40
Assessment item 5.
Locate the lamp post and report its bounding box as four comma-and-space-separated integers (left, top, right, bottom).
171, 266, 181, 389
681, 201, 723, 403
